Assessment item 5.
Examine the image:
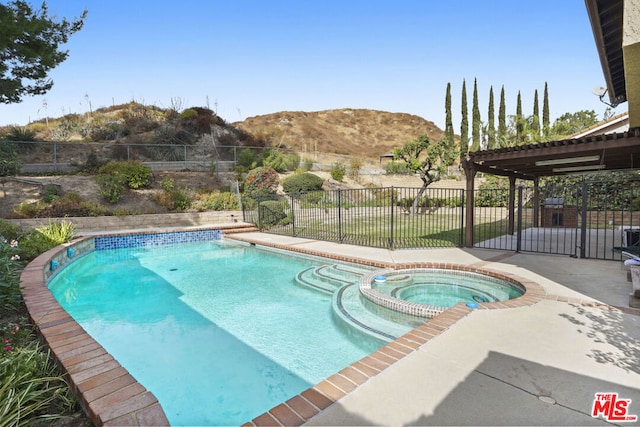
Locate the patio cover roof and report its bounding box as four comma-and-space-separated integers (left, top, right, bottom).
463, 127, 640, 180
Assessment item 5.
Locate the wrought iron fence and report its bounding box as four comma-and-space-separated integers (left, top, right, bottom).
245, 181, 640, 259
473, 181, 640, 260
243, 187, 465, 249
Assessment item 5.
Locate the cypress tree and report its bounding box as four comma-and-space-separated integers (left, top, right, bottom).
543, 82, 550, 137
460, 79, 468, 157
516, 91, 524, 144
487, 86, 496, 149
532, 89, 540, 138
498, 85, 506, 147
471, 78, 481, 151
445, 82, 454, 143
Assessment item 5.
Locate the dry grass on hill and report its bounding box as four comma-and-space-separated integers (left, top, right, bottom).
234, 108, 446, 160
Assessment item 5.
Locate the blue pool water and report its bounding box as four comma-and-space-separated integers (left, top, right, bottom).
375, 270, 524, 307
48, 240, 384, 426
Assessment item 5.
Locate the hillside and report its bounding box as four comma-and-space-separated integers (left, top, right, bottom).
234, 109, 445, 159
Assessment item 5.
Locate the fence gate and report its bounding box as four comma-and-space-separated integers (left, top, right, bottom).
473, 181, 639, 260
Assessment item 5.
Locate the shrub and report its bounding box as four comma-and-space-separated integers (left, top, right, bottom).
16, 220, 76, 262
262, 149, 286, 172
385, 160, 412, 174
98, 160, 152, 189
95, 173, 127, 204
282, 153, 300, 171
10, 194, 107, 219
10, 202, 44, 219
78, 149, 106, 173
0, 220, 22, 243
0, 338, 78, 424
192, 191, 240, 211
42, 185, 60, 203
330, 162, 346, 182
0, 142, 22, 176
0, 237, 22, 312
237, 148, 258, 169
244, 167, 279, 199
4, 126, 36, 141
155, 178, 193, 211
348, 158, 363, 181
282, 172, 324, 195
258, 200, 287, 227
36, 220, 76, 245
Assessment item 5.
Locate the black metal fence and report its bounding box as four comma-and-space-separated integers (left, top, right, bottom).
243, 187, 465, 249
472, 181, 639, 260
244, 182, 640, 259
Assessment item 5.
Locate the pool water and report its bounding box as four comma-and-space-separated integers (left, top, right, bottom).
374, 270, 524, 308
48, 241, 384, 426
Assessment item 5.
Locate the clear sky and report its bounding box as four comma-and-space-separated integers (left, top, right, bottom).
0, 0, 627, 131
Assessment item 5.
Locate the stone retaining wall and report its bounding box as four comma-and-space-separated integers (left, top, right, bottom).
7, 210, 245, 233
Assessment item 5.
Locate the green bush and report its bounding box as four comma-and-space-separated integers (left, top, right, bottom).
0, 237, 22, 313
98, 160, 152, 189
258, 200, 287, 227
0, 220, 22, 242
237, 148, 258, 169
0, 336, 78, 424
95, 173, 127, 204
244, 167, 279, 199
35, 220, 76, 246
192, 191, 240, 211
0, 142, 22, 176
282, 172, 324, 195
385, 160, 412, 174
262, 149, 287, 172
42, 185, 60, 204
78, 149, 106, 173
15, 220, 76, 262
330, 162, 346, 182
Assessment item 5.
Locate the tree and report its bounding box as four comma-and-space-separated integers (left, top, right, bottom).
516, 91, 524, 144
460, 79, 468, 157
444, 82, 454, 143
0, 1, 87, 104
498, 86, 507, 147
532, 89, 540, 137
542, 82, 550, 137
392, 135, 457, 214
471, 78, 481, 151
550, 110, 599, 138
487, 86, 496, 149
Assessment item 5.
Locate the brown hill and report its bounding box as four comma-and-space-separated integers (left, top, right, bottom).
233, 109, 445, 159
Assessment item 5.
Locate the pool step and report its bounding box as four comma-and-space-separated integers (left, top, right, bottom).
295, 264, 369, 294
332, 284, 422, 342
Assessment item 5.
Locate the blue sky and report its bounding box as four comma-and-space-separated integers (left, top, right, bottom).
0, 0, 627, 130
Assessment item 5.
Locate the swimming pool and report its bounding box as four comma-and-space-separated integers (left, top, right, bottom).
48, 239, 386, 425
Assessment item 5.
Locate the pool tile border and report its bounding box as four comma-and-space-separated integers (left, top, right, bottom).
20, 229, 632, 427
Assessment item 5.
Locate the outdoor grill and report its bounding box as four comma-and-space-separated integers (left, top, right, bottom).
542, 197, 577, 228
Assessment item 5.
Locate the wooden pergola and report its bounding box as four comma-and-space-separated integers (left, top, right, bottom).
461, 128, 640, 247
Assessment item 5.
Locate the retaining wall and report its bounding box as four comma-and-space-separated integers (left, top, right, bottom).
7, 210, 245, 233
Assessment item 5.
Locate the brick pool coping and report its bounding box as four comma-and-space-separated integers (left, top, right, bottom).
19, 229, 625, 427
